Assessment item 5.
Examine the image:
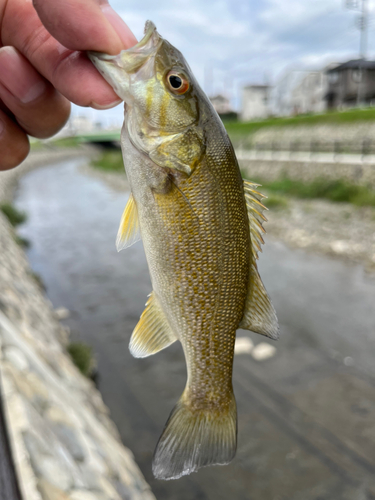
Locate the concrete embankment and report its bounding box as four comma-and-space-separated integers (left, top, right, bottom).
236, 123, 375, 188
0, 150, 155, 500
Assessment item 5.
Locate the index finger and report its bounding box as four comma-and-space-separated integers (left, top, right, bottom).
33, 0, 137, 54
1, 0, 137, 107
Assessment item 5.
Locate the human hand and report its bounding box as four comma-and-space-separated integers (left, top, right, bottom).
0, 0, 137, 170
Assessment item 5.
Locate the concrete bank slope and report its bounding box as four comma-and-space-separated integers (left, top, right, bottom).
0, 152, 155, 500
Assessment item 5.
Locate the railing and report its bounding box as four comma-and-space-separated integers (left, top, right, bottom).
0, 372, 22, 500
235, 138, 375, 156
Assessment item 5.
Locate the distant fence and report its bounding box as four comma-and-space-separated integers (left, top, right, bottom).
237, 138, 375, 156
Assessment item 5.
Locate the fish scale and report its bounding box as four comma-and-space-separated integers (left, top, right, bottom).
88, 19, 279, 480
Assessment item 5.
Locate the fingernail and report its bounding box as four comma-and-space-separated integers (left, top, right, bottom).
100, 4, 138, 48
0, 47, 47, 104
91, 99, 122, 110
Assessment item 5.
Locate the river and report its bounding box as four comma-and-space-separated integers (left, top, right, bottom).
15, 155, 375, 500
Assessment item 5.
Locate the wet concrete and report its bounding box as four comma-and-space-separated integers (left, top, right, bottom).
15, 158, 375, 500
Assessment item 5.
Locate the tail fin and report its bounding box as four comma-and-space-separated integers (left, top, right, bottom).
152, 391, 237, 480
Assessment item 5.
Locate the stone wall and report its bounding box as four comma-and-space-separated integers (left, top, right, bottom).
251, 123, 375, 152
0, 152, 155, 500
238, 156, 375, 187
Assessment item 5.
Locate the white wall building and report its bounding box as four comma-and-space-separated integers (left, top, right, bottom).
240, 85, 270, 121
268, 70, 306, 117
209, 94, 232, 115
291, 64, 338, 115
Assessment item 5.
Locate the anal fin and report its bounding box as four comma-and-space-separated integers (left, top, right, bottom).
116, 193, 141, 252
130, 292, 178, 358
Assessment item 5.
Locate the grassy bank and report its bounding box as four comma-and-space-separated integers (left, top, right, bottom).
250, 176, 375, 207
224, 107, 375, 142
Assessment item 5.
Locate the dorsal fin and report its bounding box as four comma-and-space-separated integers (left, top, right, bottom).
239, 180, 279, 340
116, 193, 141, 252
129, 292, 178, 358
243, 180, 268, 260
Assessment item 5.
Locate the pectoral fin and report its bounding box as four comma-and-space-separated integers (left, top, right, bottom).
239, 180, 279, 339
116, 193, 141, 252
129, 292, 178, 358
150, 127, 204, 176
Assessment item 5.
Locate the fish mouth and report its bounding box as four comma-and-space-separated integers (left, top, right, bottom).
90, 20, 158, 62
88, 20, 162, 100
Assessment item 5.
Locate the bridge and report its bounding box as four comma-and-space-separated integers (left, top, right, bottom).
75, 130, 121, 147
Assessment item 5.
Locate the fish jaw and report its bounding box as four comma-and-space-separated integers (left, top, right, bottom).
88, 20, 162, 102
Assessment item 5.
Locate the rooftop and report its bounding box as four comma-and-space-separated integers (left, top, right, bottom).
327, 59, 375, 72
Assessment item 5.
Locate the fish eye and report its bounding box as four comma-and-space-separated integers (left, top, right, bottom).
166, 71, 189, 94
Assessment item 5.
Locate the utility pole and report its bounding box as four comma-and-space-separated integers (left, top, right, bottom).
345, 0, 369, 105
359, 0, 368, 59
358, 0, 368, 105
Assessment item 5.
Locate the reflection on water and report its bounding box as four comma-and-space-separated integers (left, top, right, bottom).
15, 158, 375, 500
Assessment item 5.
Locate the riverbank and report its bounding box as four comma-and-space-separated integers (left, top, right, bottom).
0, 150, 155, 500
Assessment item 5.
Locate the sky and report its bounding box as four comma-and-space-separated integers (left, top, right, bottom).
71, 0, 375, 125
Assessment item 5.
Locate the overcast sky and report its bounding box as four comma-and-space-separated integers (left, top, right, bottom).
73, 0, 375, 125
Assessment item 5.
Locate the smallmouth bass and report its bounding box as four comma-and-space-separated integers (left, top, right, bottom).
89, 21, 279, 480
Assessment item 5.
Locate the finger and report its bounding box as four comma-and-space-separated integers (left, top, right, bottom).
33, 0, 137, 54
1, 0, 136, 107
0, 110, 30, 171
0, 47, 71, 139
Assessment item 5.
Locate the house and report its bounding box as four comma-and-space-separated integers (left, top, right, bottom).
240, 85, 270, 121
209, 94, 232, 115
326, 59, 375, 109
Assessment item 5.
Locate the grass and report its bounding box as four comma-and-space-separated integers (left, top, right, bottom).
249, 176, 375, 207
67, 342, 96, 378
264, 194, 289, 209
223, 107, 375, 143
51, 137, 82, 148
14, 235, 31, 248
29, 271, 46, 291
0, 203, 27, 226
91, 150, 124, 172
29, 137, 82, 151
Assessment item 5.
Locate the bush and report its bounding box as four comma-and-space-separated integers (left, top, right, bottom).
92, 150, 124, 172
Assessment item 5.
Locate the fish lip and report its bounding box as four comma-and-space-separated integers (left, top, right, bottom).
88, 20, 158, 64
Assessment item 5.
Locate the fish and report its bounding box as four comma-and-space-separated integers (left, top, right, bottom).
88, 21, 279, 481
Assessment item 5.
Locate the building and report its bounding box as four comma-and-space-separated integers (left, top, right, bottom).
291, 64, 338, 115
268, 70, 307, 117
326, 59, 375, 109
240, 85, 270, 121
209, 94, 232, 115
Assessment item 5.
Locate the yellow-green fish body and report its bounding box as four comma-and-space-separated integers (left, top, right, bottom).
89, 21, 278, 480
